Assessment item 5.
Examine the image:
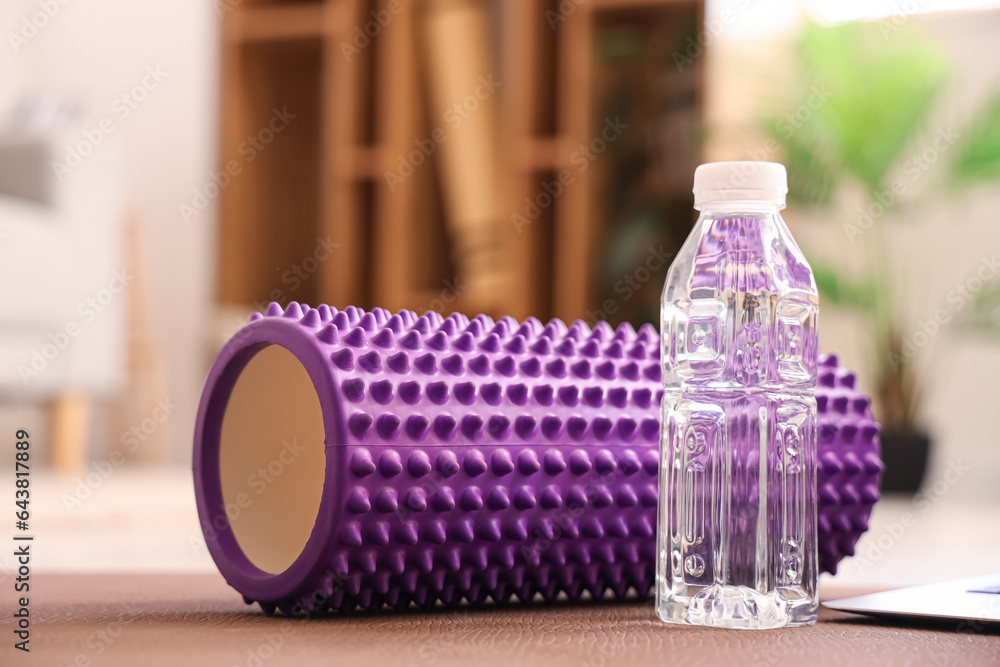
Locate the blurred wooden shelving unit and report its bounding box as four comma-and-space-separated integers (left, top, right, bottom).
217, 0, 703, 323
503, 0, 704, 322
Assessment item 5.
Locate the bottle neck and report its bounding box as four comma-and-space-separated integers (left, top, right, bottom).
695, 200, 784, 217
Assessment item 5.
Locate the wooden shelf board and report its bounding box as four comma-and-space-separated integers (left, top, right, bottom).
590, 0, 698, 9
512, 137, 566, 172
337, 146, 383, 180
226, 4, 327, 43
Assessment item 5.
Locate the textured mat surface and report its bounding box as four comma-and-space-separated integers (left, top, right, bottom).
4, 573, 996, 667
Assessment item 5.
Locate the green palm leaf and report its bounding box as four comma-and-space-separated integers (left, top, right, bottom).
766, 22, 949, 200
811, 260, 877, 313
950, 91, 1000, 185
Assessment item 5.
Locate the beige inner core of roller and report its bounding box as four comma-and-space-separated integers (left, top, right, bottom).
219, 344, 326, 574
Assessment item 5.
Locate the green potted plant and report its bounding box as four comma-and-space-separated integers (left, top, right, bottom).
763, 21, 1000, 492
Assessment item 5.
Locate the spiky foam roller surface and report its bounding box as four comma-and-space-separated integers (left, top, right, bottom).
193, 303, 882, 616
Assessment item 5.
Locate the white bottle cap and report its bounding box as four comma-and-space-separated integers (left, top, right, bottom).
693, 161, 787, 208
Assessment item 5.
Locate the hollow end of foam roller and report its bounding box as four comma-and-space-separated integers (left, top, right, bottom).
192, 316, 345, 605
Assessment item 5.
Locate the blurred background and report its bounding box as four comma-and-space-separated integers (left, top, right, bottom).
1, 0, 999, 583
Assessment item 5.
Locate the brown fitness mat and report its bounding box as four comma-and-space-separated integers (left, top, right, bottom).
3, 573, 998, 666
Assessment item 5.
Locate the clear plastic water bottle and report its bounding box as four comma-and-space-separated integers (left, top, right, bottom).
656, 162, 819, 629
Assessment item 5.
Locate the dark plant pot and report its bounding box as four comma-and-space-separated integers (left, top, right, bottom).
879, 429, 931, 494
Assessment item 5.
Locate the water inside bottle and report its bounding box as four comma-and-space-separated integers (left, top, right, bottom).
656, 213, 819, 629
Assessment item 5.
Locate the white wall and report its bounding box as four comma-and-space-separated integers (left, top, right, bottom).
1, 0, 219, 463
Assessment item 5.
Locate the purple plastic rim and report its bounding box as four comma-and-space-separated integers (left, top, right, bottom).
193, 317, 347, 602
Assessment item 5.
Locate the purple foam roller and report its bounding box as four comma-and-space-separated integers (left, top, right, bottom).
193, 303, 881, 615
